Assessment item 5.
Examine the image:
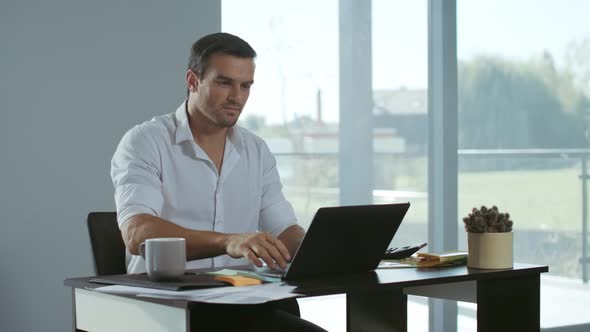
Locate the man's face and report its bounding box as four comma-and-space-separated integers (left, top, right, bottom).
191, 53, 254, 128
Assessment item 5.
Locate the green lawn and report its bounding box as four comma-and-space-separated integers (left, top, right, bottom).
459, 167, 584, 231
285, 166, 587, 232
284, 166, 587, 278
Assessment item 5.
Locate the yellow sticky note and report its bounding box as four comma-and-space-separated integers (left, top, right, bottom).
214, 275, 262, 286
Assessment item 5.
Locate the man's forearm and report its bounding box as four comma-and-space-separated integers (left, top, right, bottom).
121, 214, 229, 260
277, 224, 306, 257
122, 215, 304, 266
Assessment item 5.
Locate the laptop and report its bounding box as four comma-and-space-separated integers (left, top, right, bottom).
254, 202, 410, 280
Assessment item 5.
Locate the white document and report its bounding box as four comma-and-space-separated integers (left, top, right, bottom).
93, 282, 300, 304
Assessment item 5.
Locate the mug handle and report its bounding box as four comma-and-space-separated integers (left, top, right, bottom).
139, 242, 146, 260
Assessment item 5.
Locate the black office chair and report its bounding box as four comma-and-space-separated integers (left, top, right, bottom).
87, 212, 127, 275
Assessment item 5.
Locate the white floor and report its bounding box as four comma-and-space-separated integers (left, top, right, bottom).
297, 275, 590, 331
298, 295, 463, 332
539, 275, 590, 328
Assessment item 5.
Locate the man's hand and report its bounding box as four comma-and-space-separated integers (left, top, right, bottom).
225, 232, 291, 269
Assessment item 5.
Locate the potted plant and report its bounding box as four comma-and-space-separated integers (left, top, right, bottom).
462, 205, 514, 269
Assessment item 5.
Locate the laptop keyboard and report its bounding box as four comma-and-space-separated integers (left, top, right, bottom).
254, 263, 291, 278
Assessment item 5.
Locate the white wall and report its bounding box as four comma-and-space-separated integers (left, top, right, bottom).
0, 1, 220, 330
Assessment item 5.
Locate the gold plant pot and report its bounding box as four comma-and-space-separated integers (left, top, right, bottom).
467, 232, 513, 269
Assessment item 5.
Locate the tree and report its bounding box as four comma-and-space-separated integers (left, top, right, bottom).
459, 56, 587, 150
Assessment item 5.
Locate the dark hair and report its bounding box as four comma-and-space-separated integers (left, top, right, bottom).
187, 32, 256, 96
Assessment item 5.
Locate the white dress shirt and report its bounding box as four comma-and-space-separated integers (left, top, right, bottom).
111, 102, 297, 273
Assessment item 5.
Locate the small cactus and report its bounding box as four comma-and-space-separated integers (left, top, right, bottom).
462, 205, 513, 233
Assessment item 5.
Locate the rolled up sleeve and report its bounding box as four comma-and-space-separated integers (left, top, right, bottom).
258, 142, 298, 237
111, 126, 164, 226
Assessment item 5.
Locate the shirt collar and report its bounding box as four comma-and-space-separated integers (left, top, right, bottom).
174, 101, 246, 153
227, 126, 245, 153
174, 102, 193, 144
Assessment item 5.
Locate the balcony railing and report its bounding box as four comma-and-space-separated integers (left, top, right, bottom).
459, 148, 590, 283
274, 148, 590, 282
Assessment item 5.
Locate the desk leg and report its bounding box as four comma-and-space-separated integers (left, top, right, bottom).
347, 288, 406, 332
477, 274, 540, 332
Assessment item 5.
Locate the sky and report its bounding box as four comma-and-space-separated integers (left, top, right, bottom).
222, 0, 590, 124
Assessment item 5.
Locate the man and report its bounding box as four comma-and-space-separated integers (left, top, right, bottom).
111, 33, 325, 331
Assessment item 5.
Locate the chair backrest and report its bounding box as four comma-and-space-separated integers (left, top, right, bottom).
87, 212, 127, 275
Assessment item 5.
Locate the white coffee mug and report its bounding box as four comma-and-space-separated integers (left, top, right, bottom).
139, 238, 186, 281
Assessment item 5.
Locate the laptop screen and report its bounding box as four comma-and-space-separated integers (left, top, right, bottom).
282, 202, 410, 280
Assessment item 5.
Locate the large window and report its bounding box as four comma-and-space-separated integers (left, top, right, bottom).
222, 0, 428, 243
223, 1, 429, 330
223, 0, 340, 229
458, 0, 590, 329
224, 0, 590, 330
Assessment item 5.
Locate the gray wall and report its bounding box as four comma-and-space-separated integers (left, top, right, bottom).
0, 1, 221, 331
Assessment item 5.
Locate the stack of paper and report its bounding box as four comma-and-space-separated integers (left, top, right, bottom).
95, 282, 300, 304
